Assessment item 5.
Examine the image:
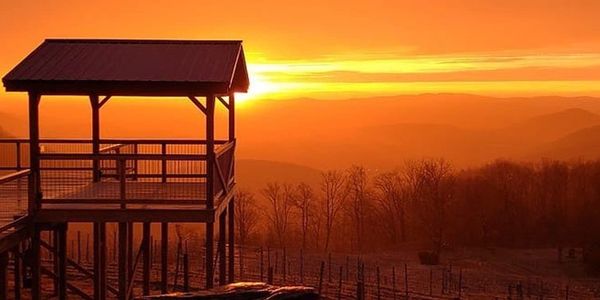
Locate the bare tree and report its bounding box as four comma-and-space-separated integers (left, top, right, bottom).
262, 182, 294, 248
320, 170, 347, 251
293, 182, 314, 249
345, 165, 371, 253
405, 158, 455, 255
235, 190, 259, 246
374, 170, 407, 246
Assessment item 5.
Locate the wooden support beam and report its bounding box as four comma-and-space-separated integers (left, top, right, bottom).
93, 223, 100, 300
228, 198, 235, 283
219, 211, 227, 285
206, 95, 215, 209
161, 222, 168, 293
127, 222, 134, 278
94, 222, 107, 300
58, 223, 68, 300
143, 222, 151, 295
13, 244, 22, 300
118, 223, 128, 300
90, 95, 101, 182
205, 222, 214, 289
228, 93, 235, 140
98, 95, 112, 108
99, 223, 107, 299
217, 96, 230, 109
28, 92, 41, 214
31, 225, 41, 300
0, 251, 8, 300
188, 96, 207, 114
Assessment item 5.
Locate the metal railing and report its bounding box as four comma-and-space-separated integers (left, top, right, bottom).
0, 169, 30, 231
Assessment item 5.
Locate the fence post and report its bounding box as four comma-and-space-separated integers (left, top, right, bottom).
345, 256, 349, 281
458, 268, 463, 298
86, 233, 90, 263
328, 252, 332, 283
161, 143, 167, 183
260, 247, 264, 282
268, 266, 274, 285
429, 268, 433, 296
300, 248, 304, 283
77, 231, 81, 264
392, 266, 396, 300
337, 266, 343, 300
183, 253, 189, 292
283, 247, 287, 281
404, 263, 408, 298
376, 266, 381, 300
318, 261, 325, 295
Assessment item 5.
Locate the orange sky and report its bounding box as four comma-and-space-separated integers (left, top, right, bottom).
1, 0, 600, 102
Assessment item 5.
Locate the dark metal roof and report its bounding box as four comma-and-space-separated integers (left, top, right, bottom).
2, 39, 249, 96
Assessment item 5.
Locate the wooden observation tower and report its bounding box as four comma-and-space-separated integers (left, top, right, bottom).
0, 39, 249, 299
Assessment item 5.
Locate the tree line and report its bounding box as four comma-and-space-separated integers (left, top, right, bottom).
234, 158, 600, 263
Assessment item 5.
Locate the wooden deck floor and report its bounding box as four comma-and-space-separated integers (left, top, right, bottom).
45, 181, 207, 201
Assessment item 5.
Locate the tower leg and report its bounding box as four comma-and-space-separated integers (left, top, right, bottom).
219, 211, 226, 285
31, 225, 41, 300
58, 223, 67, 300
143, 222, 151, 295
161, 222, 168, 293
118, 222, 129, 300
228, 199, 235, 283
206, 222, 214, 288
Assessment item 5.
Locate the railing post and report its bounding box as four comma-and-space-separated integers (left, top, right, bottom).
15, 142, 21, 171
161, 143, 167, 183
119, 158, 126, 209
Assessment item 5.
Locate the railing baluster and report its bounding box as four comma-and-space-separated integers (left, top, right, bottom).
119, 158, 126, 209
161, 143, 167, 183
15, 142, 21, 171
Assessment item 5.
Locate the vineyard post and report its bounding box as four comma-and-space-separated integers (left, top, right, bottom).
318, 261, 325, 295
338, 266, 343, 300
404, 263, 408, 298
86, 233, 90, 263
260, 247, 264, 281
392, 266, 396, 300
376, 266, 381, 300
458, 268, 462, 298
345, 256, 349, 280
429, 268, 433, 296
267, 247, 271, 276
300, 248, 304, 283
77, 231, 81, 264
268, 266, 274, 284
328, 253, 332, 282
283, 247, 287, 281
183, 253, 189, 292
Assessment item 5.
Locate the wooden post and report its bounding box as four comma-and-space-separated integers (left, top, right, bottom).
283, 247, 287, 281
86, 233, 90, 263
77, 230, 81, 264
267, 266, 274, 284
318, 261, 325, 295
260, 247, 264, 281
300, 248, 304, 283
58, 224, 67, 300
99, 223, 106, 300
118, 222, 129, 300
404, 263, 408, 298
338, 266, 343, 300
376, 266, 381, 300
161, 222, 169, 293
143, 222, 151, 295
28, 92, 41, 214
206, 94, 216, 288
183, 253, 190, 292
0, 252, 8, 300
90, 95, 101, 182
328, 252, 332, 282
94, 224, 101, 300
219, 211, 227, 285
392, 266, 396, 300
228, 199, 235, 283
161, 143, 167, 183
14, 244, 22, 300
127, 222, 134, 278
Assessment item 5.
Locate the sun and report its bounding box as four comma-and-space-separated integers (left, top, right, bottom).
235, 68, 280, 105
